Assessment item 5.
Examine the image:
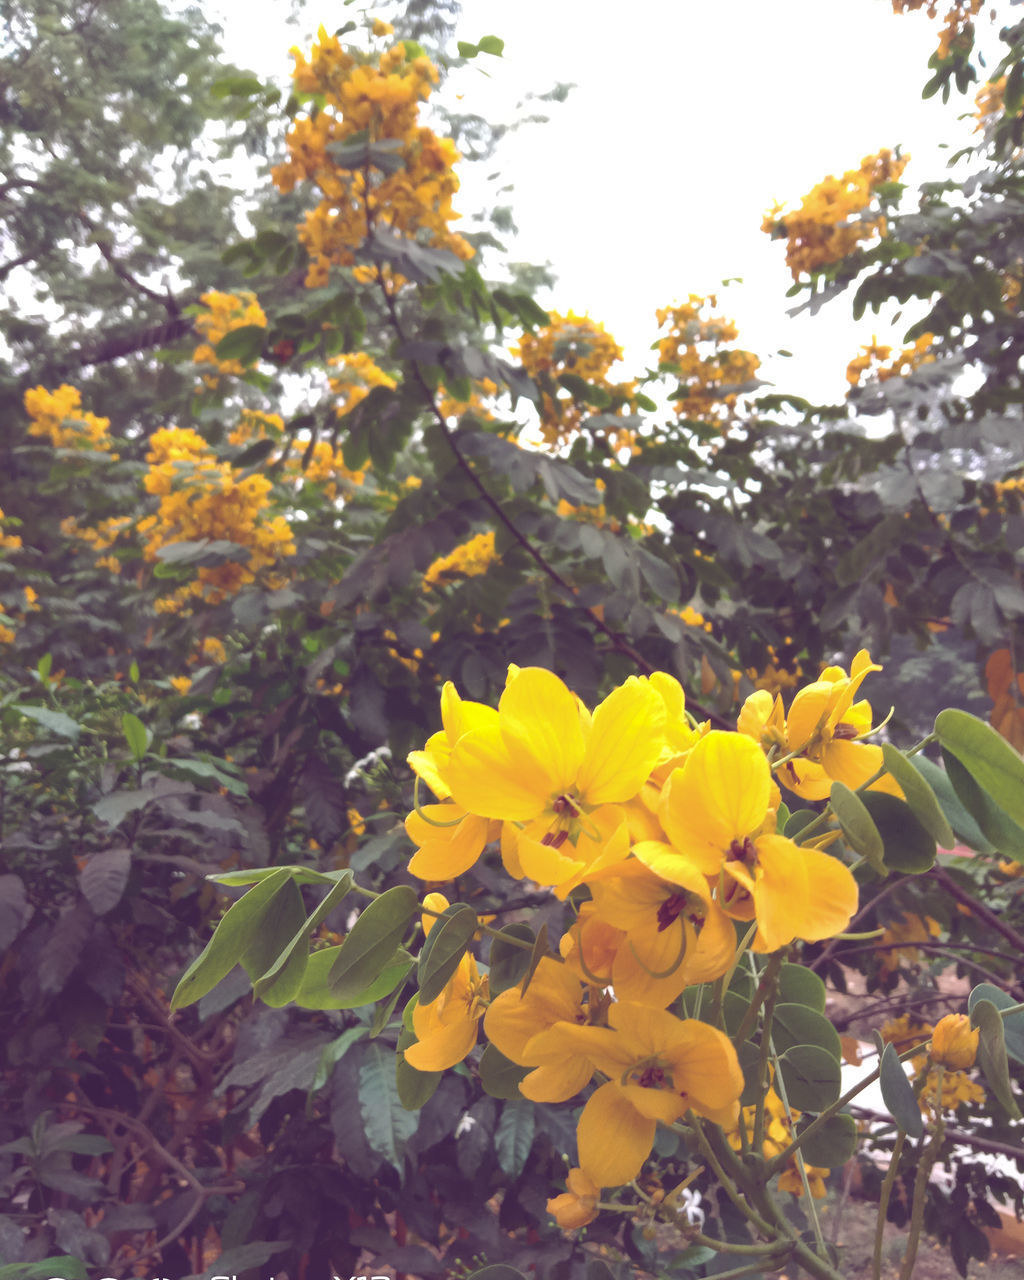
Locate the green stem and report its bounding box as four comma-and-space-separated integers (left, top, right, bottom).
752, 966, 780, 1155
872, 1129, 906, 1280
899, 1076, 945, 1280
768, 1027, 827, 1260
687, 1118, 776, 1238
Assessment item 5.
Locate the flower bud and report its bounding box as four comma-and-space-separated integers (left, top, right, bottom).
930, 1013, 979, 1070
547, 1167, 600, 1230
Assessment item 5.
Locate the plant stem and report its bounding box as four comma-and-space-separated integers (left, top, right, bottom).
872, 1128, 905, 1280
898, 1076, 945, 1280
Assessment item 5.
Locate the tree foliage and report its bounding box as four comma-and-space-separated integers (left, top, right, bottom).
2, 4, 1024, 1279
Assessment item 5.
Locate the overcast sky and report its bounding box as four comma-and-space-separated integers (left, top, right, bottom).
215, 0, 1000, 402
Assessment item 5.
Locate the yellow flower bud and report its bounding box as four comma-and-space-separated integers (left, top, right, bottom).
547, 1167, 600, 1230
930, 1014, 980, 1070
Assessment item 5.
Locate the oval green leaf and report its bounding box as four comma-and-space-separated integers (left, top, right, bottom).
881, 744, 955, 849
170, 867, 293, 1010
240, 876, 307, 1004
295, 946, 412, 1010
778, 963, 827, 1014
860, 791, 936, 873
879, 1042, 923, 1138
830, 781, 885, 871
488, 923, 535, 996
777, 1044, 841, 1112
772, 1004, 841, 1061
971, 998, 1023, 1119
936, 708, 1024, 830
328, 884, 418, 1004
968, 982, 1024, 1064
795, 1112, 857, 1167
478, 1042, 528, 1100
418, 903, 477, 1005
910, 755, 994, 853
942, 747, 1024, 860
253, 871, 354, 1002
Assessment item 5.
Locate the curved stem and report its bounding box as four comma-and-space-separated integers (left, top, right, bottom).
872, 1129, 906, 1280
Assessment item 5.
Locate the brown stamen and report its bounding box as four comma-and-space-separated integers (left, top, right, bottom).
541, 830, 569, 848
657, 893, 688, 932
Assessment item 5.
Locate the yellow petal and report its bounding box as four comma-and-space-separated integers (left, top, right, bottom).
520, 1057, 593, 1103
406, 807, 490, 880
619, 1082, 687, 1123
498, 666, 585, 795
516, 829, 586, 887
577, 1081, 656, 1187
660, 732, 770, 867
447, 725, 546, 821
483, 957, 585, 1063
662, 1018, 745, 1113
577, 677, 666, 805
403, 1016, 479, 1071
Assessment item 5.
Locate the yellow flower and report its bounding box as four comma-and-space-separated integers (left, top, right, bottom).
483, 956, 595, 1102
404, 895, 489, 1072
170, 675, 192, 695
930, 1014, 979, 1071
778, 1161, 829, 1198
445, 665, 665, 828
536, 1002, 742, 1187
547, 1167, 601, 1230
648, 731, 858, 951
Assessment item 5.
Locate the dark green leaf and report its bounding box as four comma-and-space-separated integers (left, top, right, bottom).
971, 998, 1022, 1119
252, 871, 354, 1003
214, 324, 265, 363
881, 744, 955, 849
13, 704, 81, 741
494, 1096, 535, 1177
294, 946, 413, 1010
936, 708, 1024, 830
879, 1043, 923, 1138
78, 847, 131, 915
328, 885, 418, 1003
478, 1043, 528, 1099
830, 781, 885, 872
795, 1112, 857, 1167
778, 963, 827, 1014
121, 711, 150, 762
910, 755, 994, 853
777, 1045, 841, 1112
861, 791, 937, 873
358, 1040, 418, 1169
418, 903, 477, 1004
772, 1004, 841, 1061
487, 923, 534, 995
968, 983, 1024, 1064
941, 748, 1024, 860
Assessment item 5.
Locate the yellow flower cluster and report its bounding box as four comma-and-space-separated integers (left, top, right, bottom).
747, 645, 803, 697
329, 350, 398, 418
422, 530, 497, 590
193, 291, 267, 386
402, 659, 894, 1192
846, 334, 935, 386
879, 1012, 986, 1116
763, 150, 909, 279
512, 311, 638, 449
228, 404, 366, 498
975, 75, 1006, 128
0, 507, 22, 552
437, 377, 499, 425
272, 27, 473, 289
891, 0, 983, 60
876, 911, 941, 976
24, 384, 116, 454
137, 426, 296, 607
655, 296, 761, 428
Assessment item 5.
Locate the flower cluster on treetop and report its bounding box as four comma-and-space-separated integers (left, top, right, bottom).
192, 290, 266, 387
401, 655, 899, 1195
655, 295, 761, 429
846, 333, 935, 386
272, 25, 473, 289
762, 149, 909, 279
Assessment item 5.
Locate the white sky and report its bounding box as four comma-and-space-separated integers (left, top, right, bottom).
215, 0, 1004, 402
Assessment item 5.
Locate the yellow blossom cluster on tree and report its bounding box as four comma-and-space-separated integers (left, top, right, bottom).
726, 1082, 829, 1199
422, 530, 498, 590
881, 1012, 986, 1119
846, 333, 935, 385
892, 0, 984, 60
512, 311, 639, 449
396, 658, 918, 1198
24, 384, 117, 453
654, 295, 761, 429
272, 25, 473, 289
192, 290, 267, 386
762, 149, 909, 279
329, 349, 398, 418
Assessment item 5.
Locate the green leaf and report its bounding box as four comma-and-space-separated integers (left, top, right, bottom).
477, 34, 504, 56
936, 708, 1024, 830
879, 1042, 923, 1138
478, 1043, 528, 1099
795, 1112, 857, 1167
0, 1259, 89, 1280
737, 1039, 762, 1107
777, 963, 827, 1014
214, 324, 265, 363
968, 983, 1024, 1064
396, 1043, 442, 1111
13, 704, 81, 741
294, 946, 413, 1010
208, 865, 347, 887
494, 1096, 535, 1177
327, 885, 418, 1003
971, 998, 1022, 1119
237, 879, 307, 996
518, 921, 550, 998
418, 903, 477, 1004
881, 744, 955, 849
252, 871, 354, 1003
910, 755, 994, 853
777, 1045, 841, 1112
860, 791, 937, 873
309, 1025, 367, 1095
772, 1004, 841, 1061
121, 711, 150, 762
487, 923, 535, 995
358, 1040, 418, 1169
170, 868, 293, 1010
941, 748, 1024, 859
830, 781, 885, 872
